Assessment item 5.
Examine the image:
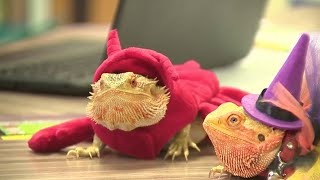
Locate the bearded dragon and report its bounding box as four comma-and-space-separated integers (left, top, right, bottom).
203, 102, 285, 178
28, 29, 248, 161
203, 102, 320, 180
202, 33, 320, 179
66, 72, 203, 160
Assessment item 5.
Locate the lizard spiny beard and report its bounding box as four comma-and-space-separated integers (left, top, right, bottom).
205, 127, 281, 178
86, 88, 170, 131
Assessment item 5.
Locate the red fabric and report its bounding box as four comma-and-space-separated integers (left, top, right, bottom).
28, 117, 93, 152
280, 132, 299, 178
199, 87, 248, 119
28, 30, 248, 159
280, 132, 299, 163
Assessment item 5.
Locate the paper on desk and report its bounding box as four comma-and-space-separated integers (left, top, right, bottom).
0, 116, 74, 140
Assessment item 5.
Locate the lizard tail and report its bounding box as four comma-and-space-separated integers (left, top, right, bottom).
28, 117, 94, 152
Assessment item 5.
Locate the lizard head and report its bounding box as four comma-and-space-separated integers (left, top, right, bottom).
203, 102, 285, 178
86, 72, 170, 131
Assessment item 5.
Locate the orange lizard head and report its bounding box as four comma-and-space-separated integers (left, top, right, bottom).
86, 72, 170, 131
203, 102, 285, 178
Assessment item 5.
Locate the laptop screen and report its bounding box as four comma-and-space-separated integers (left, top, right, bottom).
110, 0, 267, 68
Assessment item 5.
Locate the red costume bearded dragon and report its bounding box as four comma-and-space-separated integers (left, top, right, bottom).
28, 30, 248, 160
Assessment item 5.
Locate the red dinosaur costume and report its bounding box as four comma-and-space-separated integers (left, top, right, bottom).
28, 30, 248, 159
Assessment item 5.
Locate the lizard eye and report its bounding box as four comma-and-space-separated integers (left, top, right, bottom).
258, 134, 265, 142
227, 114, 241, 126
130, 78, 137, 87
99, 79, 105, 90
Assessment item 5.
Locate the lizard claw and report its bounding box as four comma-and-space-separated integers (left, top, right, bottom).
189, 139, 200, 152
209, 165, 231, 179
67, 146, 100, 159
66, 135, 105, 160
164, 144, 180, 161
164, 124, 200, 161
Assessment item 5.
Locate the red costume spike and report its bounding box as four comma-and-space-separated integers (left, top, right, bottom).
107, 30, 122, 57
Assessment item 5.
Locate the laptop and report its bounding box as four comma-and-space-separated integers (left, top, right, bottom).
0, 26, 107, 96
0, 0, 266, 96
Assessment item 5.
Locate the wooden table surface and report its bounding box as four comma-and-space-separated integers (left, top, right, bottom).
0, 140, 220, 180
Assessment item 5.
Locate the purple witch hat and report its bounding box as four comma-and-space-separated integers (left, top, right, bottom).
241, 34, 310, 130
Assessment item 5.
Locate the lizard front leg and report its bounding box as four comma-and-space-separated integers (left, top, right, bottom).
67, 134, 105, 159
164, 124, 200, 161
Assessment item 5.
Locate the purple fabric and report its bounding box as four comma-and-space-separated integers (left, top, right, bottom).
264, 34, 309, 100
306, 34, 320, 126
242, 34, 310, 129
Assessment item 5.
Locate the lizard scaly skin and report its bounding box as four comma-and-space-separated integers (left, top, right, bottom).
203, 102, 285, 178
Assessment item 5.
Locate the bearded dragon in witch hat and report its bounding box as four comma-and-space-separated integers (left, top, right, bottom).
27, 30, 247, 160
203, 33, 320, 179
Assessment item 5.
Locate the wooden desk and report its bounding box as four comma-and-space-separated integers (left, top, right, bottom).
0, 140, 223, 180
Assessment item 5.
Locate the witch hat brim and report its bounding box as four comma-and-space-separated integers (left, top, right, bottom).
242, 94, 302, 129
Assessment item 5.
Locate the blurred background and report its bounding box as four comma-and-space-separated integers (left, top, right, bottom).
0, 0, 320, 140
0, 0, 320, 95
0, 0, 319, 44
0, 0, 118, 44
0, 0, 319, 46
